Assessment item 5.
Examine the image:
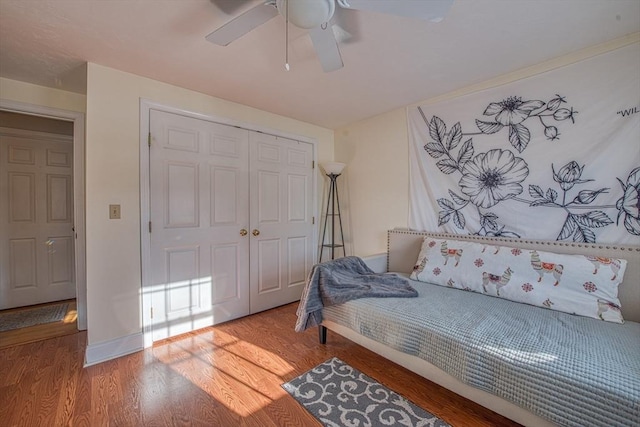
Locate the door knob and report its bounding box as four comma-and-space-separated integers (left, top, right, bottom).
240, 229, 248, 236
252, 229, 260, 236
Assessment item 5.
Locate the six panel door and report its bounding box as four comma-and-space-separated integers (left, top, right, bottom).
249, 132, 314, 313
0, 132, 75, 309
149, 110, 251, 341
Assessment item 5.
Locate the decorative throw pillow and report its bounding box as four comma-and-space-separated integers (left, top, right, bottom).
410, 237, 627, 323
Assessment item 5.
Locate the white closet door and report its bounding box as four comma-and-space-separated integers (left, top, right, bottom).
149, 110, 250, 341
249, 132, 314, 313
0, 132, 75, 310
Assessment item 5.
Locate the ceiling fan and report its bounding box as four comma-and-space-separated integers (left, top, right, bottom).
206, 0, 454, 72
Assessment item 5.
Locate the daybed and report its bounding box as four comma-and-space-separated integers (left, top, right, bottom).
316, 230, 640, 427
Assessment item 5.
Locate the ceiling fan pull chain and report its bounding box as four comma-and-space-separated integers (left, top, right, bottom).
285, 0, 290, 71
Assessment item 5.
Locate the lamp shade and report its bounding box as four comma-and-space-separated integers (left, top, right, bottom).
321, 162, 346, 175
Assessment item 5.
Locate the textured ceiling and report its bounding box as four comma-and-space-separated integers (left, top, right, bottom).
0, 0, 639, 129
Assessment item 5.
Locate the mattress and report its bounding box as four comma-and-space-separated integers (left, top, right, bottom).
322, 276, 640, 427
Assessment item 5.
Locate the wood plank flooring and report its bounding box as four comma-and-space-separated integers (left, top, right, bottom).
0, 299, 78, 349
0, 302, 521, 426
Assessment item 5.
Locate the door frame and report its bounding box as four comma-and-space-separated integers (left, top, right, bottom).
0, 99, 87, 330
139, 99, 318, 347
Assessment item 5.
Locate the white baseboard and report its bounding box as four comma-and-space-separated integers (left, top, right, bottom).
84, 332, 144, 367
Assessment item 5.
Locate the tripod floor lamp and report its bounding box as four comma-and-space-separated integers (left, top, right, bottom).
319, 162, 346, 262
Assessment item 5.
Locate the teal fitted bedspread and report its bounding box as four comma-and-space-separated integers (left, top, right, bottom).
322, 277, 640, 427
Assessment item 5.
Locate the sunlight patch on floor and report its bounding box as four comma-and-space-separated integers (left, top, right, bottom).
151, 328, 295, 417
63, 309, 77, 324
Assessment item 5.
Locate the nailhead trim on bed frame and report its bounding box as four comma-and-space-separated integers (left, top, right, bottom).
386, 229, 640, 272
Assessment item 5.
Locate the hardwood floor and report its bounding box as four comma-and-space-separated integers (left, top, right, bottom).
0, 299, 78, 349
0, 303, 521, 426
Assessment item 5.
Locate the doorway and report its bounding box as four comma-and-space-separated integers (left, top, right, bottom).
0, 100, 86, 331
1, 118, 75, 308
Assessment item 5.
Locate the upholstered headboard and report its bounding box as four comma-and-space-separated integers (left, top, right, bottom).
388, 229, 640, 323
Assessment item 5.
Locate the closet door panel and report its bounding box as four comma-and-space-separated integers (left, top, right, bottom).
249, 132, 314, 313
257, 170, 280, 223
149, 110, 250, 342
287, 236, 308, 285
256, 238, 281, 293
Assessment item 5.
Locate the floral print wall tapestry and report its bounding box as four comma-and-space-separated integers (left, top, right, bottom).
408, 43, 640, 245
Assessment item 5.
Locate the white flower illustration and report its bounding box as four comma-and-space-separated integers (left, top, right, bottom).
459, 149, 529, 208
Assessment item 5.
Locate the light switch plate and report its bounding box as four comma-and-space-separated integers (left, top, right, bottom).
109, 204, 121, 219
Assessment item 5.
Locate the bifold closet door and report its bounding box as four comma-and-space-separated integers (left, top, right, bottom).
149, 110, 250, 341
249, 132, 314, 313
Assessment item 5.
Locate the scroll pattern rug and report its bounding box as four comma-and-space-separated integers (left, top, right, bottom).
283, 357, 450, 427
0, 303, 68, 332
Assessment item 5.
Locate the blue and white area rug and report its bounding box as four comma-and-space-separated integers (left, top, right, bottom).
283, 357, 450, 427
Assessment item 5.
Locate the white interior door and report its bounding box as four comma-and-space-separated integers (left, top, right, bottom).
0, 131, 75, 309
149, 110, 250, 341
249, 132, 314, 313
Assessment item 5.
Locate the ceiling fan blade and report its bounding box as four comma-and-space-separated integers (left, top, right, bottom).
309, 25, 344, 73
338, 0, 454, 22
205, 2, 279, 46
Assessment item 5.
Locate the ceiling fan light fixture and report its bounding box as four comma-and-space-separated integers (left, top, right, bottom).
276, 0, 335, 29
206, 0, 454, 73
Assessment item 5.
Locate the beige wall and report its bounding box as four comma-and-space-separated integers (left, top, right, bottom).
0, 77, 86, 113
85, 63, 334, 345
334, 35, 640, 258
334, 108, 409, 257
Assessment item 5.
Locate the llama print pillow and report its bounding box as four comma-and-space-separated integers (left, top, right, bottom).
410, 237, 627, 323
